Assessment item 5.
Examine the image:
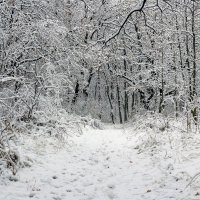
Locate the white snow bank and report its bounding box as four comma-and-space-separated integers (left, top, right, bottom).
1, 114, 200, 200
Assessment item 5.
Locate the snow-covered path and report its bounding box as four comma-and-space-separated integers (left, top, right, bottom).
0, 126, 190, 200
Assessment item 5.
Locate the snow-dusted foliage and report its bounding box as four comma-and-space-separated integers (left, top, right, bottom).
1, 0, 200, 182
0, 0, 82, 173
2, 1, 200, 199
61, 0, 200, 127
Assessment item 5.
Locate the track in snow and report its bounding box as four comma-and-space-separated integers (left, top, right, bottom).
0, 126, 186, 200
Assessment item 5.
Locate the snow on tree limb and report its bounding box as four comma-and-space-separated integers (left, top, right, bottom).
105, 0, 147, 44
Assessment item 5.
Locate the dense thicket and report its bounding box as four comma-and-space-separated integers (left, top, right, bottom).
70, 0, 200, 127
1, 0, 200, 143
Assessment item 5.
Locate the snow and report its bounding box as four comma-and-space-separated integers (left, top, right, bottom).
0, 77, 20, 82
0, 122, 200, 200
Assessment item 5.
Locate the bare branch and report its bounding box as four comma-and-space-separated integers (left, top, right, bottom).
105, 0, 147, 44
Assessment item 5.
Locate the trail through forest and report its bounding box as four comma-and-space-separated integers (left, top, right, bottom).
0, 125, 197, 200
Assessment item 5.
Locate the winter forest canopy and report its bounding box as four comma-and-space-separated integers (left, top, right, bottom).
1, 0, 200, 197
2, 0, 200, 125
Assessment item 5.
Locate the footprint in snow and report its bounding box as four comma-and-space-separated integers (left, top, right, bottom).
97, 178, 103, 182
54, 185, 62, 189
106, 156, 110, 160
107, 191, 117, 199
82, 182, 94, 187
102, 152, 107, 156
103, 164, 110, 169
70, 178, 78, 182
75, 188, 82, 193
107, 184, 115, 190
52, 175, 58, 179
51, 191, 57, 195
52, 197, 62, 200
29, 193, 36, 198
86, 196, 95, 200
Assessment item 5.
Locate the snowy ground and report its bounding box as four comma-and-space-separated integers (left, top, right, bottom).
0, 122, 200, 200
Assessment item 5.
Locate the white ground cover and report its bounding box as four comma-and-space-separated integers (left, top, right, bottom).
1, 118, 200, 200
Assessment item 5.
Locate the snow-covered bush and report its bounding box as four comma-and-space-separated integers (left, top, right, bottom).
0, 119, 20, 175
0, 0, 80, 174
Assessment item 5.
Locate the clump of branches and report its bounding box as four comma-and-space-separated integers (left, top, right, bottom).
0, 120, 19, 175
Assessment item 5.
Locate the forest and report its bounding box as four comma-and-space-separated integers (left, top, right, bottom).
1, 0, 200, 199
